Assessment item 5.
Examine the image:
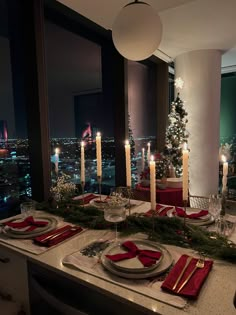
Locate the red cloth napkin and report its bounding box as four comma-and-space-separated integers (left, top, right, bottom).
5, 216, 48, 232
145, 204, 174, 217
161, 254, 213, 298
79, 194, 98, 204
106, 240, 162, 267
74, 194, 97, 204
34, 225, 83, 247
175, 207, 208, 219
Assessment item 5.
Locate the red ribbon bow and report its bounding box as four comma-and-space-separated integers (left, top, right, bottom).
106, 241, 162, 267
5, 216, 48, 232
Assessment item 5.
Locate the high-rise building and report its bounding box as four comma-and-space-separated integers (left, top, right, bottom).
0, 120, 8, 144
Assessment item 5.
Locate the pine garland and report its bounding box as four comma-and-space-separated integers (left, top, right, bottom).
36, 201, 236, 263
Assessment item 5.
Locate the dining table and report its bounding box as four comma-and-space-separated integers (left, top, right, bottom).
0, 197, 235, 315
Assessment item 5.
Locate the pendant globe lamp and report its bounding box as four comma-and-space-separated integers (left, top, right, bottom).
112, 0, 162, 61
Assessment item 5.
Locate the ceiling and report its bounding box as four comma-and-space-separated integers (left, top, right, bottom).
57, 0, 236, 71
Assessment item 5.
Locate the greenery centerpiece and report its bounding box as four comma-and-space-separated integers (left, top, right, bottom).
37, 200, 236, 264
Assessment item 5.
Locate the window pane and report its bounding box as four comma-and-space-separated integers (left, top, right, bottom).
0, 0, 31, 218
45, 20, 115, 195
128, 61, 157, 184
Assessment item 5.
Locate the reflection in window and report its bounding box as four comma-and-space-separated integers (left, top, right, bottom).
128, 61, 157, 184
0, 0, 31, 217
45, 21, 115, 194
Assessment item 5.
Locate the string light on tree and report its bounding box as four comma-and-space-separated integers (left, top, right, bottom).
164, 93, 188, 177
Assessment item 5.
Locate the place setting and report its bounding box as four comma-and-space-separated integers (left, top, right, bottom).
0, 200, 84, 254
166, 206, 214, 226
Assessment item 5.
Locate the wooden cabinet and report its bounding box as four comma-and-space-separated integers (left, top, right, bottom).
0, 245, 30, 314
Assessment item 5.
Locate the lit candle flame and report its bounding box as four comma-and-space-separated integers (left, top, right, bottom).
96, 132, 101, 137
150, 155, 154, 162
221, 155, 226, 163
81, 141, 84, 147
125, 140, 129, 145
55, 148, 60, 155
183, 142, 188, 151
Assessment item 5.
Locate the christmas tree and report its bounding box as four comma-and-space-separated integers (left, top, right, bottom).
164, 92, 188, 177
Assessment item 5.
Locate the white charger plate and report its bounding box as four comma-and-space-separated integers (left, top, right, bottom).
101, 240, 173, 279
3, 216, 58, 239
105, 240, 163, 273
89, 198, 109, 209
167, 208, 214, 226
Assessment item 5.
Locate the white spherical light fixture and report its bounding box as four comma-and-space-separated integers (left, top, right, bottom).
112, 0, 162, 61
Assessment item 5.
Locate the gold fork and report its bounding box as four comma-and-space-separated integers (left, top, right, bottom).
172, 256, 192, 291
177, 258, 205, 293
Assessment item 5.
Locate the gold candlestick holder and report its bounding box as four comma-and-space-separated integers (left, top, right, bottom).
127, 186, 132, 216
97, 176, 102, 200
183, 199, 188, 230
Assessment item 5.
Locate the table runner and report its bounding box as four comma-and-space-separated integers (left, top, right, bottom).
63, 238, 187, 309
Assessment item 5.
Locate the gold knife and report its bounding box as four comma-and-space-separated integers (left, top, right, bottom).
39, 226, 75, 242
172, 256, 192, 291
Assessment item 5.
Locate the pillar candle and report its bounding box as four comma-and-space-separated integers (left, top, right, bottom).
147, 142, 151, 162
149, 155, 156, 210
182, 143, 189, 201
55, 148, 59, 175
96, 132, 102, 178
81, 141, 85, 183
221, 155, 228, 194
125, 140, 131, 187
141, 148, 145, 171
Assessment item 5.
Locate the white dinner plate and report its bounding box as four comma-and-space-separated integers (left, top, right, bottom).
105, 239, 163, 273
101, 240, 173, 279
89, 198, 109, 209
167, 208, 214, 226
3, 216, 58, 239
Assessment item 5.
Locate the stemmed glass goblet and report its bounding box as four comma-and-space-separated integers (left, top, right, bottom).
103, 187, 127, 241
208, 194, 222, 231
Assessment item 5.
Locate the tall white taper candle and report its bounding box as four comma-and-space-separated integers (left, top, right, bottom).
182, 143, 189, 201
221, 155, 228, 194
150, 155, 156, 210
147, 142, 151, 162
142, 147, 145, 171
81, 141, 85, 183
55, 148, 59, 175
125, 140, 131, 187
96, 132, 102, 178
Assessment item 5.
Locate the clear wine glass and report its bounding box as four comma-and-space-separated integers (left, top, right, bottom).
208, 194, 222, 227
103, 187, 127, 241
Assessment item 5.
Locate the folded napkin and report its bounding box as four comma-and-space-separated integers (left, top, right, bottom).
161, 254, 213, 298
106, 240, 162, 267
5, 216, 48, 232
175, 207, 208, 219
145, 204, 174, 217
34, 224, 83, 247
74, 194, 97, 204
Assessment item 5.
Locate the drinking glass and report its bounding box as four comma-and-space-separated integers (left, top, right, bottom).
208, 194, 222, 225
20, 201, 36, 218
104, 188, 127, 240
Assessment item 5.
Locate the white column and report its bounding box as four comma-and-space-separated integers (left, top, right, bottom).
175, 50, 222, 196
